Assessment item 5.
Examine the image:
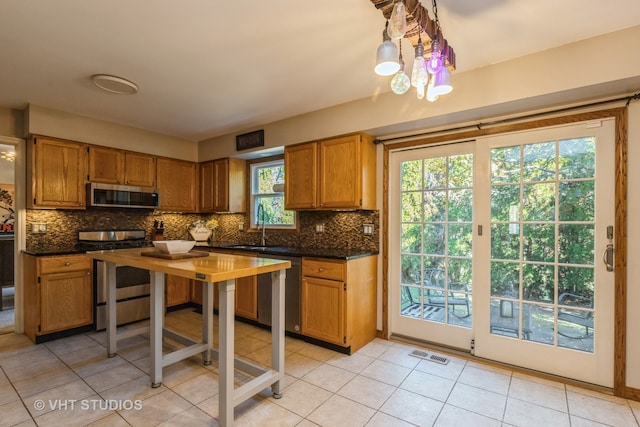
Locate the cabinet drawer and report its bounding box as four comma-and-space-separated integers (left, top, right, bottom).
302, 258, 345, 281
39, 255, 91, 274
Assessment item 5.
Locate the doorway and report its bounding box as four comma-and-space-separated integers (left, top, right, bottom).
389, 119, 615, 386
0, 143, 16, 333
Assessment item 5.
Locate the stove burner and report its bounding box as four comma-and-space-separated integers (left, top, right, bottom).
77, 229, 152, 251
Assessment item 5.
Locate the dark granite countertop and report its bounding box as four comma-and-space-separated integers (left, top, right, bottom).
23, 243, 378, 260
201, 244, 378, 260
23, 244, 85, 256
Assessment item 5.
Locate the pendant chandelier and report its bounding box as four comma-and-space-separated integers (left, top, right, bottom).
372, 0, 456, 101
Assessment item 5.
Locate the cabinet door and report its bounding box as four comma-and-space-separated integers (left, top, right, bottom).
284, 142, 317, 209
29, 137, 87, 209
302, 276, 345, 345
166, 275, 191, 307
156, 158, 197, 211
319, 135, 361, 209
235, 275, 257, 320
88, 146, 125, 184
211, 158, 246, 213
199, 161, 215, 213
212, 159, 230, 212
125, 152, 156, 187
40, 270, 93, 334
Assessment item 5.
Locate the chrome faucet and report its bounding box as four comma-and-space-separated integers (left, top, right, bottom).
257, 203, 267, 246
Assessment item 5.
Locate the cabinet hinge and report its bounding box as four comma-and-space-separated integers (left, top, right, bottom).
87, 146, 90, 153
38, 325, 41, 333
37, 276, 40, 284
33, 198, 37, 205
343, 283, 346, 291
343, 336, 347, 344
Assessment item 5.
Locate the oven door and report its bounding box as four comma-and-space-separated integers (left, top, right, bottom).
95, 261, 151, 330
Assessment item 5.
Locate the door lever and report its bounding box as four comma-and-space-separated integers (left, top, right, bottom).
603, 243, 614, 272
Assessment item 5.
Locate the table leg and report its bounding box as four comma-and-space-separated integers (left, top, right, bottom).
271, 269, 286, 399
202, 281, 213, 366
218, 279, 235, 426
150, 271, 165, 388
106, 262, 117, 358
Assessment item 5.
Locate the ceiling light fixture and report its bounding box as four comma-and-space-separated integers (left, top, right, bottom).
91, 74, 139, 95
371, 0, 455, 101
374, 21, 400, 76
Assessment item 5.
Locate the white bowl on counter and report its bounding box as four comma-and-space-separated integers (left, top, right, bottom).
152, 240, 196, 254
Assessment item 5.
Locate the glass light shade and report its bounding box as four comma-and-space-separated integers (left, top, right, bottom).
390, 68, 410, 94
388, 0, 407, 40
432, 66, 453, 95
375, 40, 400, 76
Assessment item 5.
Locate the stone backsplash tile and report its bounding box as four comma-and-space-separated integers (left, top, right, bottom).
25, 209, 379, 252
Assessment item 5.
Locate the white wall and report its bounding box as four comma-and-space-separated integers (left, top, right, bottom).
26, 105, 198, 161
199, 26, 640, 161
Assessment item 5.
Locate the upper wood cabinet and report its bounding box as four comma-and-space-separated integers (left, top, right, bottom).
156, 157, 197, 212
88, 146, 156, 187
200, 158, 246, 213
285, 133, 376, 210
27, 136, 88, 209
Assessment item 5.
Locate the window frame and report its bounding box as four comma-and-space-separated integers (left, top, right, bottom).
249, 158, 296, 230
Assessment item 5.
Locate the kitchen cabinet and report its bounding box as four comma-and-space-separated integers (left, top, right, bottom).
301, 255, 377, 353
27, 136, 88, 209
156, 157, 197, 212
88, 146, 156, 187
0, 238, 14, 288
191, 249, 257, 320
285, 133, 376, 210
23, 254, 93, 343
200, 158, 246, 213
166, 274, 191, 307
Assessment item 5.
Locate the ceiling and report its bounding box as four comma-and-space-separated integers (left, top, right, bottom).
1, 0, 639, 142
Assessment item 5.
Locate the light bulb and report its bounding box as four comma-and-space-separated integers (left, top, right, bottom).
375, 22, 400, 76
410, 40, 428, 88
426, 40, 443, 74
388, 0, 407, 40
426, 75, 439, 102
390, 66, 410, 95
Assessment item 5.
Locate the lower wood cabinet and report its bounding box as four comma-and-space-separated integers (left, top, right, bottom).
23, 254, 93, 343
166, 274, 191, 307
189, 249, 258, 321
301, 255, 377, 353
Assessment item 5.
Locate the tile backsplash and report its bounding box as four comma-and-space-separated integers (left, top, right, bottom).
25, 208, 379, 252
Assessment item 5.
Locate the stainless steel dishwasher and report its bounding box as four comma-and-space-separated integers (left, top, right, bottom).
257, 254, 301, 334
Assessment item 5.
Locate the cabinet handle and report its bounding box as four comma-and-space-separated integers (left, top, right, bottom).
64, 262, 71, 266
318, 268, 324, 272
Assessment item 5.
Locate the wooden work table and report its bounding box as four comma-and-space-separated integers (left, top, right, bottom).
87, 248, 291, 427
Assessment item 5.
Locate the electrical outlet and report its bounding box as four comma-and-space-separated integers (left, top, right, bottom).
238, 222, 244, 231
363, 224, 374, 235
315, 224, 325, 233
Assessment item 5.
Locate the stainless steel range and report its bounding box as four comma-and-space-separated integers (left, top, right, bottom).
78, 230, 152, 330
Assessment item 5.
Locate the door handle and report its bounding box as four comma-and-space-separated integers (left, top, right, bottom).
603, 243, 614, 272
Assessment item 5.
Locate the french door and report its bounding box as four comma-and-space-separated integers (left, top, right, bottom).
389, 119, 615, 386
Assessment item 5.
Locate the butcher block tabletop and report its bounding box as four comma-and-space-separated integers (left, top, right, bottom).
87, 248, 291, 282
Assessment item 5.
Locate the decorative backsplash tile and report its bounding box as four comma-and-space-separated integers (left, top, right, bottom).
25, 209, 379, 252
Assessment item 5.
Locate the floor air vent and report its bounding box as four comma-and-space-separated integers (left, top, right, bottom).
409, 349, 450, 365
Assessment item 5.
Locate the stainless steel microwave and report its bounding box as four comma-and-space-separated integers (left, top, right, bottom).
88, 183, 159, 208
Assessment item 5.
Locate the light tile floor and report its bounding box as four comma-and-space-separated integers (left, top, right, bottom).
1, 308, 639, 426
